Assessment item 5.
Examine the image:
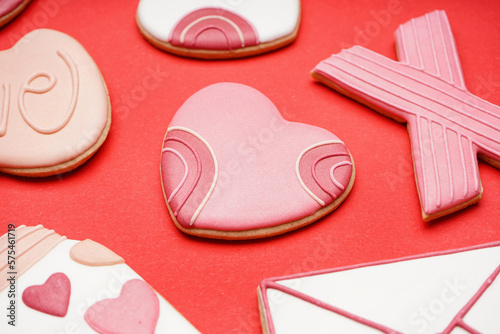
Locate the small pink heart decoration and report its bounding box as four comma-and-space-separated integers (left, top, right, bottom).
84, 279, 160, 334
22, 272, 71, 317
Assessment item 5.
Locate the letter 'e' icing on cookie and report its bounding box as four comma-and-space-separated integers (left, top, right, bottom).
0, 29, 111, 177
136, 0, 301, 59
160, 83, 355, 240
312, 10, 500, 221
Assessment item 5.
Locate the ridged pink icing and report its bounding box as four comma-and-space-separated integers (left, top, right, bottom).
169, 7, 258, 50
161, 83, 353, 231
312, 10, 500, 219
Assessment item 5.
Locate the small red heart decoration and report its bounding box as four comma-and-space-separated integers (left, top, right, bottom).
22, 272, 71, 317
84, 279, 160, 334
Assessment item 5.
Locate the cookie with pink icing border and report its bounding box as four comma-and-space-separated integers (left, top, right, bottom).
0, 29, 111, 177
312, 10, 500, 221
0, 225, 200, 333
160, 83, 355, 240
0, 0, 32, 27
258, 242, 500, 333
136, 0, 301, 59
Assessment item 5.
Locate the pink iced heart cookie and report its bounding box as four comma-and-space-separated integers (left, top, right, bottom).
160, 83, 355, 240
136, 0, 300, 59
0, 29, 110, 177
0, 0, 32, 27
84, 279, 160, 334
22, 272, 71, 317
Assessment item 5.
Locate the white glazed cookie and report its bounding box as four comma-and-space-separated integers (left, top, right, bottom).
258, 242, 500, 334
0, 225, 199, 334
136, 0, 301, 59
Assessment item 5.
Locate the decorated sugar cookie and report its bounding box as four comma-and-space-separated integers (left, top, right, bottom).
312, 10, 500, 221
136, 0, 301, 59
259, 242, 500, 334
0, 0, 32, 27
0, 29, 110, 177
0, 225, 199, 333
160, 83, 355, 240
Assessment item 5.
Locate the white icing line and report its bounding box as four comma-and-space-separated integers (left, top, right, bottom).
167, 126, 218, 226
295, 140, 345, 207
162, 148, 189, 203
0, 83, 9, 137
179, 15, 245, 47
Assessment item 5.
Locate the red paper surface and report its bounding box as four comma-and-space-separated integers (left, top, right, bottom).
1, 0, 499, 333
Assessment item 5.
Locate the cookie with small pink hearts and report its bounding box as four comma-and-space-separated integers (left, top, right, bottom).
136, 0, 301, 59
0, 225, 199, 333
160, 83, 355, 240
0, 0, 32, 27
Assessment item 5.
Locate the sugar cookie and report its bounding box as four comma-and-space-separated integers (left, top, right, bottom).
0, 29, 111, 177
136, 0, 301, 59
0, 0, 32, 27
160, 83, 355, 240
312, 10, 500, 221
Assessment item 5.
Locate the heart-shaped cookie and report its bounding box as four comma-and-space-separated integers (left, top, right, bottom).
84, 279, 160, 334
160, 83, 355, 239
22, 272, 71, 317
0, 29, 110, 177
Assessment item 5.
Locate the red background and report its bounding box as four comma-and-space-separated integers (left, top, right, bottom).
1, 0, 499, 333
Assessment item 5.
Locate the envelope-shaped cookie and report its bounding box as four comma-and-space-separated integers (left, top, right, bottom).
0, 29, 110, 177
258, 242, 500, 333
0, 225, 199, 333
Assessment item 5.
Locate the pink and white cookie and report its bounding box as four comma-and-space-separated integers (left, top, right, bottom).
0, 0, 32, 27
312, 10, 500, 221
0, 29, 110, 177
136, 0, 301, 59
160, 83, 355, 240
0, 225, 200, 333
259, 242, 500, 333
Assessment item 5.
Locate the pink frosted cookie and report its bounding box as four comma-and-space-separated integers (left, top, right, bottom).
0, 0, 32, 27
259, 242, 500, 333
0, 29, 110, 177
0, 225, 200, 333
160, 83, 355, 240
136, 0, 300, 59
312, 10, 500, 221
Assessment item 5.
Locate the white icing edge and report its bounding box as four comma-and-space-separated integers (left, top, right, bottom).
0, 239, 199, 334
295, 140, 345, 207
167, 126, 219, 226
136, 0, 300, 44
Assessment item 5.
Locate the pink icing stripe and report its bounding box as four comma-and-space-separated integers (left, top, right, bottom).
311, 153, 350, 199
313, 11, 500, 217
0, 83, 9, 137
262, 281, 401, 334
161, 148, 188, 202
0, 0, 24, 17
330, 161, 353, 191
163, 136, 202, 217
442, 264, 500, 334
260, 242, 500, 334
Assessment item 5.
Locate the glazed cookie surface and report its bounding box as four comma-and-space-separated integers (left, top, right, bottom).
160, 83, 355, 240
259, 242, 500, 334
0, 29, 110, 177
312, 10, 500, 221
0, 0, 32, 27
136, 0, 300, 59
0, 225, 200, 333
